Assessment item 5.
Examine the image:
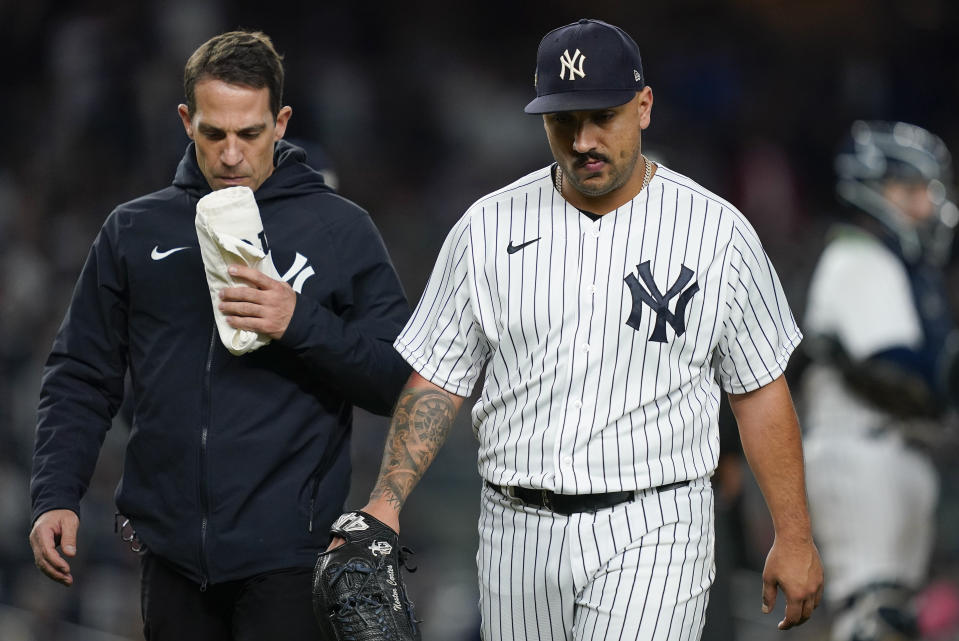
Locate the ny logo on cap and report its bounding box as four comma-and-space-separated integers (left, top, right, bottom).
559, 48, 586, 80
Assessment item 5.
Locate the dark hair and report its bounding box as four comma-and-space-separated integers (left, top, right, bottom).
183, 30, 285, 119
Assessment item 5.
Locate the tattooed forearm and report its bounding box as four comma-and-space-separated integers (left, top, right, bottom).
370, 386, 458, 510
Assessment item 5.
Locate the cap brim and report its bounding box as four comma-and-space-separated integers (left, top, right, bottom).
524, 89, 637, 114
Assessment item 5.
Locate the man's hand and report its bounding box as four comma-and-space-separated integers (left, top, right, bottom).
761, 535, 824, 629
29, 509, 79, 586
219, 264, 296, 339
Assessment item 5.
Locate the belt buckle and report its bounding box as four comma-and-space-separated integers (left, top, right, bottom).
498, 484, 520, 505
541, 489, 553, 511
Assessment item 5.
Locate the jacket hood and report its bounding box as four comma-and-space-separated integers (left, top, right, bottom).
172, 139, 333, 202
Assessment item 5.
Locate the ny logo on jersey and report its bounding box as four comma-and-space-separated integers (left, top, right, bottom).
274, 252, 315, 293
624, 261, 700, 343
258, 230, 315, 294
559, 49, 586, 80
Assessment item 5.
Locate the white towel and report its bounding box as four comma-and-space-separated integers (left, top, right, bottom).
195, 186, 281, 355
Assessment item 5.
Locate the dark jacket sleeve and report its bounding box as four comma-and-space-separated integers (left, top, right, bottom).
31, 216, 128, 522
279, 210, 412, 415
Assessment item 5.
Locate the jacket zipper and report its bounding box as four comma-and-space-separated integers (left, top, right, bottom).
198, 327, 216, 591
305, 426, 350, 535
308, 473, 321, 533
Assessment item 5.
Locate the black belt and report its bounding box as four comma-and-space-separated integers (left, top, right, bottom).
486, 479, 690, 516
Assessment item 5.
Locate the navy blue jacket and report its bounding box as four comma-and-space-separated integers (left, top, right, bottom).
31, 141, 412, 585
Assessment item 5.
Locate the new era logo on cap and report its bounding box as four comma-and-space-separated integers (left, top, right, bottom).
525, 18, 645, 114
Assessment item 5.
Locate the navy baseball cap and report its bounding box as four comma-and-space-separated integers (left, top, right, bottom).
525, 19, 645, 114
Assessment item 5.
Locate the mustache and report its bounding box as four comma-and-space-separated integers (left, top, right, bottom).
573, 153, 610, 168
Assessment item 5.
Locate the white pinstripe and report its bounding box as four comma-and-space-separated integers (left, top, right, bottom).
395, 163, 800, 640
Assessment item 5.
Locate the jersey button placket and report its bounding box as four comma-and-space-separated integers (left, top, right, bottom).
579, 226, 599, 314
556, 395, 585, 487
559, 221, 600, 491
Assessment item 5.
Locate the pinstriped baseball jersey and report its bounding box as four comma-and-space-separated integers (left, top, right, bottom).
395, 163, 800, 494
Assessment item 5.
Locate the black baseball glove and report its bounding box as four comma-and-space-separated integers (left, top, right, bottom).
313, 511, 421, 641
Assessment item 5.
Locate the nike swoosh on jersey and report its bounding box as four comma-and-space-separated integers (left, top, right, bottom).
151, 246, 190, 260
506, 237, 541, 254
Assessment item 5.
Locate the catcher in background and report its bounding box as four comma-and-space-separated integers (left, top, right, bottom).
801, 121, 959, 641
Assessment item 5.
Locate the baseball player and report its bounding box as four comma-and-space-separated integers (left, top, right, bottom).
801, 121, 959, 641
342, 19, 823, 640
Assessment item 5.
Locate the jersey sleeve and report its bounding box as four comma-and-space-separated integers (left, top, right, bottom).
714, 223, 802, 394
394, 214, 491, 397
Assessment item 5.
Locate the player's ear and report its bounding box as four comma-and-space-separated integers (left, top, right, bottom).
273, 106, 292, 140
178, 104, 194, 139
638, 87, 653, 130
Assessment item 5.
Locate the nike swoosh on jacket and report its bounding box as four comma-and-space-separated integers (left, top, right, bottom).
151, 245, 189, 260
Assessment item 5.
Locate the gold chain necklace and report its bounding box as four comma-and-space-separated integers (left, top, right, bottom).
555, 155, 652, 198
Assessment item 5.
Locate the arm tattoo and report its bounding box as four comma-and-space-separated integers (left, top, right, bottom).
370, 386, 457, 510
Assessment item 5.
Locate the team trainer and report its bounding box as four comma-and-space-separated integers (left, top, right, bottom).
30, 30, 411, 639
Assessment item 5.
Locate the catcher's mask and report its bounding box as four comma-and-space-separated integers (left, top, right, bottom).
835, 120, 958, 264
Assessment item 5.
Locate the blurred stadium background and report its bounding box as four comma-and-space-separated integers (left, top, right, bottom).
1, 1, 957, 639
